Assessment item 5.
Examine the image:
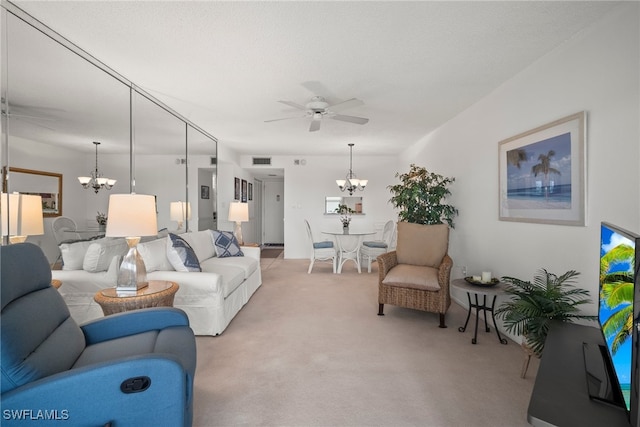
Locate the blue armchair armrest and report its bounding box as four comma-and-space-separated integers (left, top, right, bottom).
1, 356, 188, 426
81, 307, 191, 345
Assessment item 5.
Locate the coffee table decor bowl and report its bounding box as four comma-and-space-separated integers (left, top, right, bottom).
464, 276, 500, 287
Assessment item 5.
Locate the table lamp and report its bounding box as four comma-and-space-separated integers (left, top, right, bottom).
106, 193, 158, 292
1, 193, 44, 244
228, 201, 249, 245
170, 201, 191, 230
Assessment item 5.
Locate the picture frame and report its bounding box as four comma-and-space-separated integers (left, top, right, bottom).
241, 179, 247, 203
234, 177, 241, 201
4, 167, 63, 217
200, 185, 210, 200
498, 111, 586, 226
248, 182, 253, 201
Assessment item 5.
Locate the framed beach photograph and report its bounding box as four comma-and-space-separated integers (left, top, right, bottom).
248, 182, 253, 201
234, 177, 241, 200
498, 111, 586, 226
241, 179, 248, 202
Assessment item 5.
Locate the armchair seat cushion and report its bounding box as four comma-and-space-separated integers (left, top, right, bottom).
382, 264, 440, 291
74, 326, 196, 376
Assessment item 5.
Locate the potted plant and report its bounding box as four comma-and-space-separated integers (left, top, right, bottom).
495, 269, 596, 372
96, 211, 107, 232
387, 164, 458, 227
335, 204, 355, 233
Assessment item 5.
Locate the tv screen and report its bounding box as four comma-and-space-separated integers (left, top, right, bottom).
598, 221, 640, 419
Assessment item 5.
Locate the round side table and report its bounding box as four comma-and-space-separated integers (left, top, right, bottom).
451, 278, 508, 345
94, 280, 179, 316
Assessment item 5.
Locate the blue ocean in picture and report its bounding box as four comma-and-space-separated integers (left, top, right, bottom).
507, 183, 571, 205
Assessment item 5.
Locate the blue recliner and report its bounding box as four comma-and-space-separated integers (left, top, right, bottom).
1, 243, 197, 426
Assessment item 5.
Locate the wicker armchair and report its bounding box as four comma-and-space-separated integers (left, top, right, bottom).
377, 222, 452, 328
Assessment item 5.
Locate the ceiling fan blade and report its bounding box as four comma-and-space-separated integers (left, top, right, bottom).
264, 115, 306, 123
309, 118, 321, 132
278, 100, 306, 110
327, 98, 364, 113
330, 114, 369, 125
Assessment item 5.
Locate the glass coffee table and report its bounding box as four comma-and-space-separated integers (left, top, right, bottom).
94, 280, 179, 316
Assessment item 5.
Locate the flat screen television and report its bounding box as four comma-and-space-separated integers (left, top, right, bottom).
587, 222, 640, 425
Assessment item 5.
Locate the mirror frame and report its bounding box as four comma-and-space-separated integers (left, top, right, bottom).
3, 167, 63, 217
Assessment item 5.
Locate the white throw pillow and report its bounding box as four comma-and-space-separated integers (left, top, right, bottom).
181, 230, 216, 261
138, 238, 174, 272
83, 238, 129, 273
166, 234, 202, 272
60, 240, 96, 271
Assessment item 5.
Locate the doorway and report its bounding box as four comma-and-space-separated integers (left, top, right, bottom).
262, 179, 284, 246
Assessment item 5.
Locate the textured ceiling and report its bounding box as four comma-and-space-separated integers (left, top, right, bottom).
9, 1, 621, 157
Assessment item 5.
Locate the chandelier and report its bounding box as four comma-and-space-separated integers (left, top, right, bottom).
78, 141, 116, 193
336, 143, 367, 195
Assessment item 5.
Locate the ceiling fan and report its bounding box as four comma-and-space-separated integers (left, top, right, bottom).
265, 96, 369, 132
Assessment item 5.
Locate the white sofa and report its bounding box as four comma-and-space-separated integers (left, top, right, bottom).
52, 230, 262, 336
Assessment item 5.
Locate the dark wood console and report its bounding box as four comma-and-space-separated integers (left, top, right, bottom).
528, 321, 629, 426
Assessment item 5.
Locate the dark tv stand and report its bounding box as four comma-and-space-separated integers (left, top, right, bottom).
528, 322, 630, 426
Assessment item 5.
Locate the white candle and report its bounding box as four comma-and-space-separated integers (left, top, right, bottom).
481, 271, 492, 283
472, 275, 481, 282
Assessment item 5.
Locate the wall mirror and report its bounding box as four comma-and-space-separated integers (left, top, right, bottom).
1, 4, 217, 259
4, 167, 63, 217
325, 196, 364, 214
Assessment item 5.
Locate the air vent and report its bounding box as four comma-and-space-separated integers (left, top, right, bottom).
210, 157, 217, 165
252, 157, 272, 165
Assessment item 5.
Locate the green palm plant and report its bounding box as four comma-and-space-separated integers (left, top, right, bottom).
600, 243, 635, 354
495, 269, 596, 357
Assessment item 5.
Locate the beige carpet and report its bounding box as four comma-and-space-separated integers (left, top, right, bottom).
193, 257, 539, 426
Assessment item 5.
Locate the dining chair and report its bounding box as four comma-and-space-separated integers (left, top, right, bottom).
52, 216, 81, 244
304, 219, 337, 274
360, 220, 395, 273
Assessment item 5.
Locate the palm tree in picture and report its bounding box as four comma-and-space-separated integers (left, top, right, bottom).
531, 150, 561, 199
600, 243, 635, 354
507, 148, 528, 169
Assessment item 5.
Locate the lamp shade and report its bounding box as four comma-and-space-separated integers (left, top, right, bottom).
106, 194, 158, 237
170, 201, 192, 221
228, 202, 249, 222
1, 193, 44, 238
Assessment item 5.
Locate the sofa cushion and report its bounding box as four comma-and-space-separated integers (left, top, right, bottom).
60, 240, 97, 270
201, 255, 258, 280
167, 234, 202, 272
82, 238, 128, 273
395, 222, 449, 268
181, 230, 216, 262
138, 238, 175, 273
211, 230, 244, 258
382, 264, 441, 291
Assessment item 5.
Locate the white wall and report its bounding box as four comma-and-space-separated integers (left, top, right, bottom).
267, 154, 398, 259
399, 3, 640, 317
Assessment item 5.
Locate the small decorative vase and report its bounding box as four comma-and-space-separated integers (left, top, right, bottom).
343, 225, 349, 234
99, 224, 106, 232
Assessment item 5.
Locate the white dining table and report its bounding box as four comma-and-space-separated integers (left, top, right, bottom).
321, 230, 375, 274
